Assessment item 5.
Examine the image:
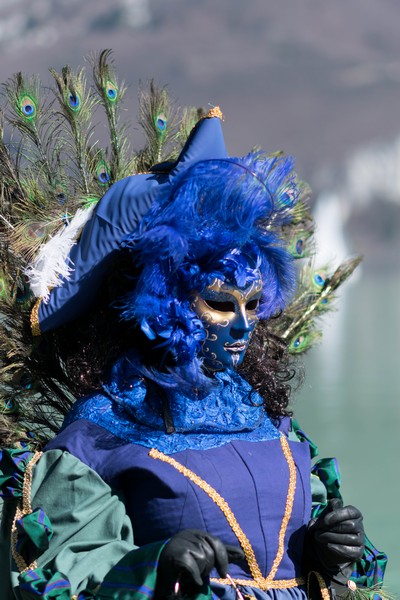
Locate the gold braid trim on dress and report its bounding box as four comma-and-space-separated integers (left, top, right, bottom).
307, 571, 331, 600
11, 451, 43, 573
213, 576, 305, 590
150, 435, 305, 591
150, 437, 329, 598
150, 445, 264, 582
267, 435, 297, 581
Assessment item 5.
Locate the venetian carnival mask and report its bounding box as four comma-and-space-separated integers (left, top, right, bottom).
190, 274, 262, 371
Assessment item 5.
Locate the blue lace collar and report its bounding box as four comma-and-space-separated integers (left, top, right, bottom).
64, 354, 280, 453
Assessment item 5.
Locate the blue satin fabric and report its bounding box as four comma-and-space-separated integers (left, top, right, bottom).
64, 357, 280, 453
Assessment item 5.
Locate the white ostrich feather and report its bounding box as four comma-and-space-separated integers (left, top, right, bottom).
25, 205, 96, 301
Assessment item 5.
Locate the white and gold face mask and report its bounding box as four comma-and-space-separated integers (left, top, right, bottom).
190, 274, 262, 371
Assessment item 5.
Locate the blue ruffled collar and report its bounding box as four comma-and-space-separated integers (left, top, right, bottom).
64, 354, 280, 453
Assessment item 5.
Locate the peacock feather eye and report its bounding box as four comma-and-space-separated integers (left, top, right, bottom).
277, 184, 296, 208
16, 283, 31, 304
54, 185, 67, 204
105, 81, 118, 102
316, 296, 330, 312
289, 233, 310, 258
19, 372, 32, 389
56, 192, 67, 204
68, 92, 81, 111
312, 271, 326, 291
289, 329, 321, 354
290, 334, 307, 353
295, 239, 303, 254
1, 398, 18, 414
155, 112, 167, 132
96, 160, 111, 185
19, 95, 37, 121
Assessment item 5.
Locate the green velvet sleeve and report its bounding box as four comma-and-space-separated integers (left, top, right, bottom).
8, 450, 165, 599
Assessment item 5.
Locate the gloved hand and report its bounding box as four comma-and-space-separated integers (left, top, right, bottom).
155, 529, 244, 598
305, 498, 364, 583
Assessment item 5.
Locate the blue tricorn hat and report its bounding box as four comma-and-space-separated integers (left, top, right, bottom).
30, 109, 227, 335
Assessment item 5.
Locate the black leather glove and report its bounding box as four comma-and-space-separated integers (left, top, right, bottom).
155, 529, 244, 598
305, 498, 365, 585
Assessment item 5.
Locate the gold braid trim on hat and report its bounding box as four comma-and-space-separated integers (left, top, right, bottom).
205, 106, 224, 120
30, 298, 42, 337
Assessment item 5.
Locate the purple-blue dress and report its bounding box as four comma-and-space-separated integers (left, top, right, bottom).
48, 412, 312, 599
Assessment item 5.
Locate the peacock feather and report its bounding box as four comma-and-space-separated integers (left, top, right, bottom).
135, 80, 178, 172
1, 73, 82, 262
50, 64, 98, 197
337, 580, 395, 599
267, 256, 362, 355
91, 49, 132, 182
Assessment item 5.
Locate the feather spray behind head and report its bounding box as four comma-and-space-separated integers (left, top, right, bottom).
1, 72, 76, 261
0, 52, 202, 448
266, 177, 361, 355
0, 59, 110, 448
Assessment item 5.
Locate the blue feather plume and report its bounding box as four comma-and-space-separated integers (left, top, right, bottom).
118, 151, 300, 391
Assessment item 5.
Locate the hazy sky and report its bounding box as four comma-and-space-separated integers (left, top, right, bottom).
2, 0, 400, 183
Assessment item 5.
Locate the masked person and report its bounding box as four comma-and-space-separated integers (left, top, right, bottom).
0, 102, 384, 600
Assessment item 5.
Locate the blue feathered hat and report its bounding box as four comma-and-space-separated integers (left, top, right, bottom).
115, 151, 300, 389
31, 111, 228, 335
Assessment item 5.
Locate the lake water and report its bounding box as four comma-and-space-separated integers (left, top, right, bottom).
294, 272, 400, 592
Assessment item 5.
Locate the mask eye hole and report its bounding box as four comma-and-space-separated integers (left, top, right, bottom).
246, 299, 259, 311
204, 300, 235, 312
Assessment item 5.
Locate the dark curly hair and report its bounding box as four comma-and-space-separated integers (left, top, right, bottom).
239, 323, 302, 420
